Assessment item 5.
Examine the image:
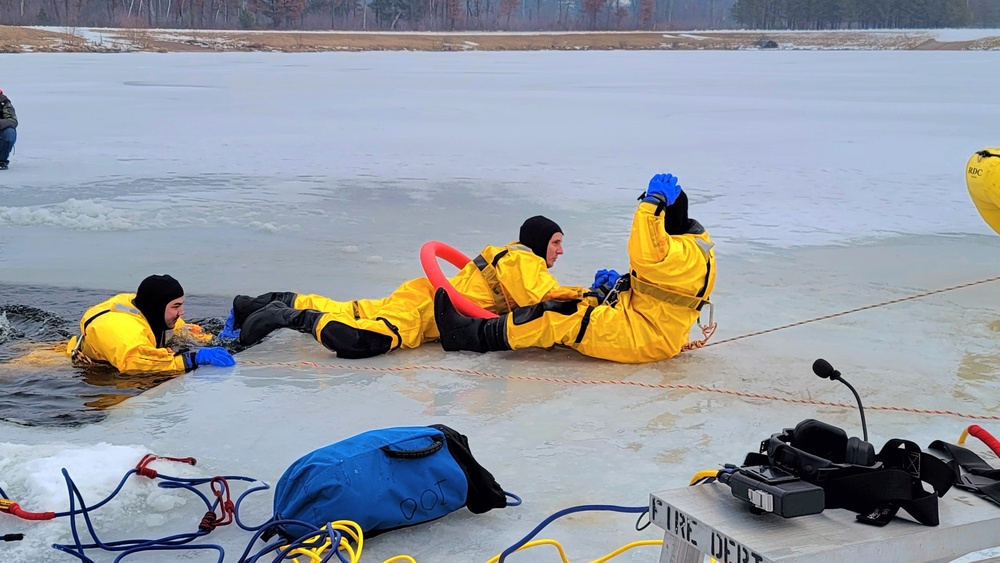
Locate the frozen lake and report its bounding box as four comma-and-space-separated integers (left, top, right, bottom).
1, 50, 1000, 561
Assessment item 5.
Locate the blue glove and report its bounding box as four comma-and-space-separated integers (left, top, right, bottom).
194, 347, 236, 368
644, 173, 682, 206
218, 308, 241, 341
591, 269, 622, 290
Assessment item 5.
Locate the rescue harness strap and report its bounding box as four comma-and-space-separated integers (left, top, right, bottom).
490, 248, 511, 267
928, 440, 1000, 505
747, 438, 955, 526
474, 253, 512, 315
628, 275, 709, 311
70, 309, 113, 364
82, 309, 112, 331
574, 306, 595, 344
697, 259, 712, 299
375, 317, 403, 351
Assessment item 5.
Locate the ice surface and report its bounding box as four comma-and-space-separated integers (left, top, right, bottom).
1, 50, 1000, 561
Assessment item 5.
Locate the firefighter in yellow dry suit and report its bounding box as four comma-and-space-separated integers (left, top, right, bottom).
64, 274, 236, 374
433, 173, 715, 364
225, 216, 599, 359
967, 148, 1000, 236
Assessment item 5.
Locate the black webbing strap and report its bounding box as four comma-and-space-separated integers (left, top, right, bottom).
823, 468, 940, 526
574, 306, 595, 344
878, 439, 957, 497
826, 439, 956, 526
748, 437, 956, 526
928, 440, 1000, 505
375, 317, 402, 351
82, 309, 111, 330
71, 308, 115, 365
491, 249, 509, 267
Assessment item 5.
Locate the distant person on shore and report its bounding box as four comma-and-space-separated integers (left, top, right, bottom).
223, 216, 607, 358
65, 274, 235, 375
0, 88, 16, 171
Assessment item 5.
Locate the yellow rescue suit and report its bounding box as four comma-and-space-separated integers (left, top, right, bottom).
967, 148, 1000, 236
296, 242, 589, 351
64, 293, 210, 374
502, 202, 715, 364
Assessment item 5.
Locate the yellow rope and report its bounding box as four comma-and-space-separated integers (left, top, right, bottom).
282, 520, 369, 563
486, 539, 571, 563
485, 538, 664, 563
590, 539, 663, 562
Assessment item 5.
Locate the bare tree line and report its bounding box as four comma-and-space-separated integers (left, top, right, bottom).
1, 0, 996, 31
732, 0, 998, 29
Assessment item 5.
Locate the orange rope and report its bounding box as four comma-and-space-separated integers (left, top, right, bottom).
680, 323, 716, 351
236, 275, 1000, 422
238, 360, 1000, 421
677, 275, 1000, 352
702, 274, 1000, 348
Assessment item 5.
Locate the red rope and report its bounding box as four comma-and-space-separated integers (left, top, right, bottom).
135, 454, 197, 479
199, 477, 235, 532
198, 512, 218, 532
240, 360, 1000, 421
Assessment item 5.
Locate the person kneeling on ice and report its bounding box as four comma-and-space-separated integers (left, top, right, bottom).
434, 173, 716, 364
221, 216, 604, 359
65, 274, 235, 374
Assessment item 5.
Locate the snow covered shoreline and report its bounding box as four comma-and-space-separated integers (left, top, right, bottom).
3, 25, 998, 52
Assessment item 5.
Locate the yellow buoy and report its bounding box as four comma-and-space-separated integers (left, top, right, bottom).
967, 148, 1000, 236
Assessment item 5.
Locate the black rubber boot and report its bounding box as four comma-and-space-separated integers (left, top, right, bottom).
318, 321, 394, 359
434, 288, 509, 353
239, 301, 322, 347
232, 291, 297, 330
0, 160, 8, 171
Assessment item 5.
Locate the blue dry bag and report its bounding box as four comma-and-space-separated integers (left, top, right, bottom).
270, 424, 509, 540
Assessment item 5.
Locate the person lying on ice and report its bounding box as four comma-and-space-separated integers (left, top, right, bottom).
65, 274, 236, 374
433, 173, 716, 364
223, 216, 604, 359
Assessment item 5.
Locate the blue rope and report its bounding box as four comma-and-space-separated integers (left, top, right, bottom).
271, 526, 345, 563
156, 480, 214, 509
237, 518, 323, 563
504, 491, 523, 506
113, 544, 224, 563
51, 469, 138, 518
13, 457, 527, 562
234, 481, 273, 531
497, 504, 649, 563
46, 469, 259, 519
52, 468, 216, 562
47, 466, 271, 562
